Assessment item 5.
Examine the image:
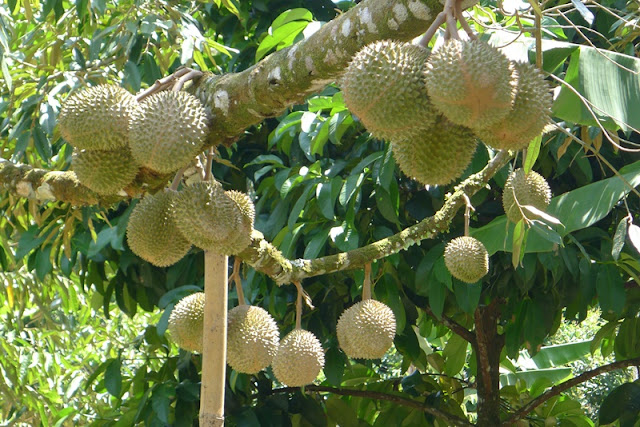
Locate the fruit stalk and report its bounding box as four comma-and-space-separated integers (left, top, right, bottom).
199, 252, 228, 427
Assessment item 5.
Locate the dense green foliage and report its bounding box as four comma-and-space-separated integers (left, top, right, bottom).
1, 0, 640, 425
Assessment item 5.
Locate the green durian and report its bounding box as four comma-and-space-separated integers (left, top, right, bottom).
272, 329, 325, 387
424, 39, 516, 130
503, 168, 552, 223
227, 305, 279, 374
391, 115, 477, 186
341, 40, 437, 140
168, 292, 205, 353
126, 191, 192, 267
337, 299, 396, 359
130, 90, 208, 174
477, 61, 552, 151
444, 236, 489, 283
58, 84, 138, 150
72, 147, 139, 195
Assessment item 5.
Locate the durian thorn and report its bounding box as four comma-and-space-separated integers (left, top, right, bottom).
462, 193, 474, 237
204, 148, 215, 182
230, 257, 246, 306
362, 263, 372, 301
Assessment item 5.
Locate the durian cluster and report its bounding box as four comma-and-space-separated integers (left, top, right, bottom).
167, 293, 397, 386
341, 39, 552, 186
58, 85, 208, 195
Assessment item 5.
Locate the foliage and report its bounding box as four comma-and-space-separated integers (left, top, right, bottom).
1, 0, 640, 425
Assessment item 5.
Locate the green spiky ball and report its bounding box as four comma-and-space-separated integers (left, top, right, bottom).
58, 84, 138, 150
126, 191, 192, 267
227, 305, 279, 374
272, 329, 325, 387
168, 292, 205, 353
337, 299, 396, 359
391, 115, 477, 186
444, 236, 489, 283
503, 168, 552, 223
477, 62, 552, 150
341, 40, 437, 141
72, 148, 139, 195
424, 40, 516, 130
130, 91, 208, 174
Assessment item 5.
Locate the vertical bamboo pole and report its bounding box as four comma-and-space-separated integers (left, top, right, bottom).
199, 251, 228, 427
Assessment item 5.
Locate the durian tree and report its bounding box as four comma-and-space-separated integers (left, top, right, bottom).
2, 0, 640, 426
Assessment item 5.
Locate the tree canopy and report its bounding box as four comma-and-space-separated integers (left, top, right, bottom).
1, 0, 640, 426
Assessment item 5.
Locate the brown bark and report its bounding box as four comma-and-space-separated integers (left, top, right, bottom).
474, 300, 505, 426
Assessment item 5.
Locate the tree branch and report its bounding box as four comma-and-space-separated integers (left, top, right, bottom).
188, 0, 448, 147
423, 306, 476, 347
239, 150, 513, 284
270, 385, 473, 426
502, 356, 640, 426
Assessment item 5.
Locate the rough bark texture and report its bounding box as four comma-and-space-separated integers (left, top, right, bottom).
474, 300, 504, 426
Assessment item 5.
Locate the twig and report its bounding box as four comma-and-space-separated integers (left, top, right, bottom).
269, 385, 473, 426
423, 306, 476, 347
503, 356, 640, 425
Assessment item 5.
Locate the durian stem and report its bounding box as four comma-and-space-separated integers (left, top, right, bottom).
170, 166, 188, 191
199, 252, 228, 427
294, 281, 303, 330
418, 12, 447, 47
362, 263, 372, 301
444, 0, 459, 40
231, 257, 246, 306
136, 67, 193, 102
462, 194, 473, 237
204, 148, 214, 182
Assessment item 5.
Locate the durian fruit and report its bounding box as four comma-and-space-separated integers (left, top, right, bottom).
72, 148, 139, 195
503, 168, 552, 223
424, 39, 517, 130
337, 299, 396, 359
58, 84, 139, 150
130, 90, 208, 174
171, 181, 254, 255
168, 292, 205, 353
476, 61, 552, 151
444, 236, 489, 283
341, 40, 437, 141
126, 191, 192, 267
227, 305, 279, 374
271, 329, 325, 387
391, 115, 477, 186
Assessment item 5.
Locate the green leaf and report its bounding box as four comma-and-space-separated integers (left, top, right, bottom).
570, 0, 594, 25
304, 228, 329, 259
428, 279, 446, 319
529, 220, 563, 246
326, 396, 358, 427
271, 8, 313, 29
152, 384, 174, 424
104, 357, 122, 397
523, 136, 541, 174
256, 20, 310, 61
599, 382, 640, 424
453, 281, 481, 314
500, 367, 572, 388
553, 47, 640, 131
443, 334, 468, 376
615, 317, 640, 360
323, 347, 345, 387
612, 217, 630, 260
512, 220, 526, 268
316, 178, 339, 220
596, 264, 625, 317
628, 223, 640, 255
529, 341, 591, 369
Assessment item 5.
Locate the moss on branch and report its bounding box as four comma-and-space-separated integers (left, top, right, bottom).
239, 150, 513, 284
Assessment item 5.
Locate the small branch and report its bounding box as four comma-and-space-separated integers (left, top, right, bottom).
270, 385, 473, 426
423, 306, 476, 347
503, 356, 640, 426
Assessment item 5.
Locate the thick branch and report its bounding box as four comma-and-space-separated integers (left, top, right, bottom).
239, 150, 513, 284
189, 0, 448, 147
423, 306, 476, 347
271, 385, 472, 426
502, 356, 640, 426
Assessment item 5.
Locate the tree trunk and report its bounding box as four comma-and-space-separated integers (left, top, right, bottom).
474, 301, 504, 426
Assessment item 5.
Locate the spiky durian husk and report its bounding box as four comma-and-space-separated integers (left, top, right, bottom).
337, 299, 396, 359
424, 40, 517, 130
58, 84, 138, 150
168, 292, 205, 353
126, 191, 192, 267
171, 181, 252, 255
72, 148, 139, 195
130, 91, 208, 174
503, 168, 552, 223
391, 115, 477, 186
444, 236, 489, 283
272, 329, 325, 387
227, 305, 279, 374
341, 40, 437, 141
477, 62, 552, 150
